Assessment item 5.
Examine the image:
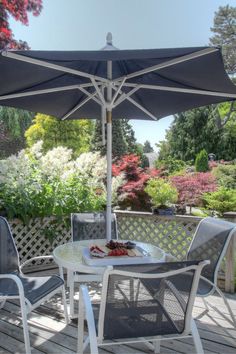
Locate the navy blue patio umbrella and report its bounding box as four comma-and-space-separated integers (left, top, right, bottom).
0, 33, 236, 239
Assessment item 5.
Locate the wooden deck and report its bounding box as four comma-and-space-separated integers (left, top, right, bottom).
0, 281, 236, 354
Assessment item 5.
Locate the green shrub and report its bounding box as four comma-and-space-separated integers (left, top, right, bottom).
144, 178, 178, 208
155, 157, 186, 175
203, 187, 236, 216
195, 149, 209, 172
0, 142, 124, 224
213, 164, 236, 189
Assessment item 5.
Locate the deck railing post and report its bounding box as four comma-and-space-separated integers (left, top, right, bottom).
224, 234, 235, 293
223, 212, 236, 293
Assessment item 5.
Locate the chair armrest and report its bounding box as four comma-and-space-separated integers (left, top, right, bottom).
20, 255, 54, 272
0, 273, 25, 297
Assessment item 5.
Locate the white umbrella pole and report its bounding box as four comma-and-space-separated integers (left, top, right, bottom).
106, 59, 112, 241
106, 111, 112, 241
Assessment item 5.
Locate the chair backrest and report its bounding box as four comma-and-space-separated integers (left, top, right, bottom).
187, 217, 236, 285
0, 216, 20, 274
71, 212, 118, 241
97, 260, 207, 341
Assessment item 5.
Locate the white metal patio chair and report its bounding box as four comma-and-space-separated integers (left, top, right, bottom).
186, 217, 236, 327
78, 260, 209, 354
0, 216, 69, 354
68, 212, 118, 317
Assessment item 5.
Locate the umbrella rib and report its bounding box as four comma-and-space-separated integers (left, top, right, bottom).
110, 78, 126, 107
0, 83, 104, 111
122, 83, 236, 99
126, 96, 157, 120
112, 85, 157, 120
113, 86, 140, 108
0, 85, 83, 101
61, 92, 98, 120
77, 86, 102, 105
91, 78, 107, 106
2, 51, 109, 84
113, 47, 218, 82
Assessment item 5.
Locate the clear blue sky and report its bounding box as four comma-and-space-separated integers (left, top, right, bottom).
9, 0, 236, 151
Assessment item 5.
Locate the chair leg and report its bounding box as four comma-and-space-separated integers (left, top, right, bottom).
61, 287, 69, 324
191, 319, 204, 354
59, 266, 69, 323
0, 300, 6, 309
78, 298, 85, 354
214, 286, 236, 327
19, 296, 31, 354
153, 340, 161, 353
69, 274, 75, 318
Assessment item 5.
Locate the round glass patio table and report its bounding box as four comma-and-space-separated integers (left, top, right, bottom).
53, 239, 166, 274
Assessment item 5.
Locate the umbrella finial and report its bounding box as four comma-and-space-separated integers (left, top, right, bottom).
106, 32, 113, 45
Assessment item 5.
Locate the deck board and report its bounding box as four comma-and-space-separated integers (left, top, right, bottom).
0, 279, 236, 354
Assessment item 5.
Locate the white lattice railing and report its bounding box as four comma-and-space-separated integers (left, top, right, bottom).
8, 211, 235, 293
9, 217, 71, 270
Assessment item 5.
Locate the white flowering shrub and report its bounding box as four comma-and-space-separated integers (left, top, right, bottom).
0, 142, 124, 223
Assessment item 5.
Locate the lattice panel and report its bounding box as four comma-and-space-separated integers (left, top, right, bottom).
9, 217, 71, 269
116, 212, 201, 260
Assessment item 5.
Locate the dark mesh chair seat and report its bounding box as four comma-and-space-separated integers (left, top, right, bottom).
0, 274, 64, 305
78, 260, 208, 354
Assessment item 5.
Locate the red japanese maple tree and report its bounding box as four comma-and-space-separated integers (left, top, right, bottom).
0, 0, 43, 50
170, 172, 217, 210
113, 154, 160, 210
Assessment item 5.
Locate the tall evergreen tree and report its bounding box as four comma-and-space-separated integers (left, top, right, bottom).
143, 140, 154, 153
120, 119, 138, 154
210, 5, 236, 75
209, 5, 236, 130
91, 119, 137, 158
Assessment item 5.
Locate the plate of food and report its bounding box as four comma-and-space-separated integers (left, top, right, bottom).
82, 240, 155, 266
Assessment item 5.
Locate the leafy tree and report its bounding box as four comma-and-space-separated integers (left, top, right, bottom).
212, 164, 236, 189
155, 157, 186, 175
25, 113, 94, 156
143, 140, 154, 153
112, 154, 160, 211
159, 107, 217, 161
195, 149, 209, 172
0, 106, 34, 157
156, 139, 171, 160
159, 106, 236, 161
171, 173, 217, 211
0, 106, 33, 138
0, 0, 43, 50
210, 5, 236, 75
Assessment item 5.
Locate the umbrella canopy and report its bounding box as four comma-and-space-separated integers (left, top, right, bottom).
0, 33, 236, 239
